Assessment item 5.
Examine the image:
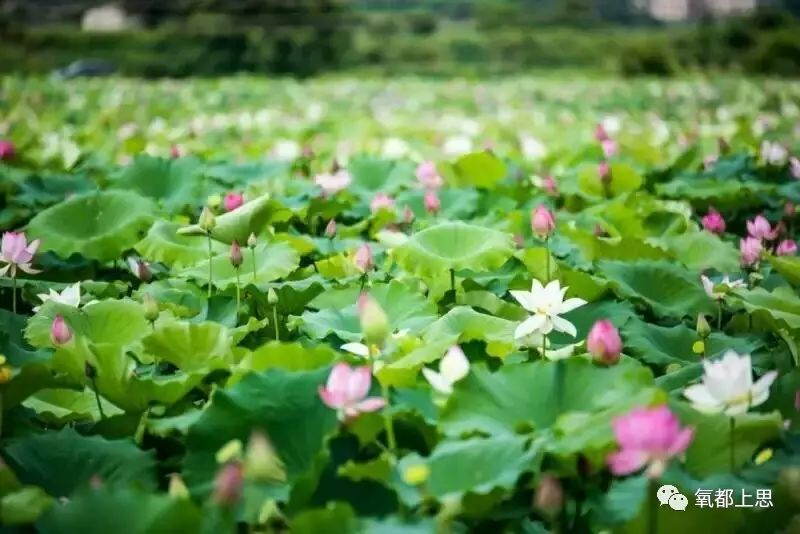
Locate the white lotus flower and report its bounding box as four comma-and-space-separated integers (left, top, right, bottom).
519, 135, 547, 160
700, 274, 745, 301
511, 280, 587, 340
761, 141, 788, 166
422, 346, 470, 395
442, 135, 473, 157
683, 350, 778, 416
33, 282, 82, 313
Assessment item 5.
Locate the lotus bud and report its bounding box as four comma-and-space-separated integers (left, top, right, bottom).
586, 319, 622, 365
358, 293, 390, 347
777, 239, 798, 256
325, 219, 337, 238
740, 237, 763, 267
168, 473, 190, 500
223, 193, 244, 213
534, 473, 564, 517
143, 293, 159, 323
0, 139, 16, 160
170, 145, 182, 159
229, 241, 243, 269
198, 206, 216, 233
212, 462, 243, 507
51, 315, 72, 345
701, 208, 726, 235
127, 257, 152, 282
247, 232, 258, 249
598, 161, 611, 184
531, 205, 556, 238
424, 190, 441, 215
244, 431, 287, 483
354, 244, 373, 272
542, 175, 558, 196
696, 313, 711, 339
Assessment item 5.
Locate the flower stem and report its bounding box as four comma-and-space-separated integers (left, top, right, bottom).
450, 269, 455, 294
729, 416, 736, 471
717, 300, 723, 331
382, 383, 397, 455
250, 247, 257, 283
545, 237, 551, 282
647, 478, 659, 534
554, 359, 566, 414
235, 268, 241, 319
273, 306, 279, 341
11, 275, 16, 314
90, 375, 106, 420
541, 335, 547, 360
206, 233, 213, 298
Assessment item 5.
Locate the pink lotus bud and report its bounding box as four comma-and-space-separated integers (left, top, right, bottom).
170, 145, 182, 159
370, 193, 395, 214
354, 244, 373, 272
223, 193, 244, 212
416, 161, 443, 190
777, 239, 798, 256
531, 205, 556, 238
542, 175, 558, 196
325, 219, 337, 238
424, 190, 440, 215
534, 474, 564, 517
212, 463, 243, 507
403, 205, 414, 224
0, 140, 15, 161
601, 139, 618, 158
51, 315, 72, 345
598, 161, 611, 184
594, 123, 609, 142
701, 208, 726, 235
785, 202, 796, 219
229, 241, 243, 268
740, 237, 763, 267
587, 319, 622, 365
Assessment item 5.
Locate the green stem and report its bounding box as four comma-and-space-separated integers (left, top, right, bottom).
717, 300, 722, 331
235, 268, 241, 319
450, 269, 455, 295
273, 306, 279, 341
647, 478, 659, 534
729, 416, 736, 472
554, 359, 566, 414
250, 247, 257, 283
382, 384, 397, 455
541, 334, 547, 360
206, 233, 213, 298
545, 238, 551, 282
11, 274, 16, 314
90, 376, 106, 420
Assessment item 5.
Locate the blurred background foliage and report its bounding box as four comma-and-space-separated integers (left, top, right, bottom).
0, 0, 799, 77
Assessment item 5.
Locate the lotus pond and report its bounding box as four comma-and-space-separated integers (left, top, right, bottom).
1, 76, 800, 532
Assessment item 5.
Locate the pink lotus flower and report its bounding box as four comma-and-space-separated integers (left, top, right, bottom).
416, 161, 443, 190
601, 139, 618, 158
0, 140, 15, 161
424, 190, 440, 215
354, 244, 373, 272
598, 161, 611, 183
319, 363, 386, 421
740, 237, 763, 267
776, 239, 798, 256
607, 405, 693, 478
314, 169, 352, 196
586, 319, 622, 365
531, 205, 556, 238
223, 193, 244, 212
0, 231, 41, 277
542, 175, 558, 196
51, 314, 72, 345
212, 462, 243, 507
701, 208, 726, 235
747, 215, 778, 240
370, 193, 395, 214
791, 157, 800, 180
324, 219, 337, 238
594, 123, 610, 142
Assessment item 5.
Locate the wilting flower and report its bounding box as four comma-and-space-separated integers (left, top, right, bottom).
740, 237, 763, 267
422, 346, 470, 395
791, 156, 800, 179
353, 243, 373, 272
761, 141, 788, 166
701, 274, 745, 300
223, 193, 244, 212
607, 405, 693, 478
586, 319, 622, 365
212, 462, 243, 507
370, 193, 395, 214
50, 314, 73, 345
424, 190, 440, 215
318, 363, 386, 420
777, 239, 798, 256
0, 231, 41, 277
0, 139, 15, 160
416, 161, 443, 190
701, 208, 726, 235
229, 241, 243, 268
746, 215, 779, 240
126, 257, 152, 282
314, 169, 352, 196
511, 279, 587, 339
34, 282, 82, 312
531, 205, 556, 238
683, 350, 778, 416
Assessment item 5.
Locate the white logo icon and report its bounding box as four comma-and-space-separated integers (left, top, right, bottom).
657, 485, 688, 511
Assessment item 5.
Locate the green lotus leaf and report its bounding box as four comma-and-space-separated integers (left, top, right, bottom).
37, 489, 202, 533
421, 306, 517, 358
768, 254, 800, 287
135, 219, 227, 268
178, 241, 299, 290
183, 367, 338, 500
578, 162, 643, 197
3, 427, 156, 498
656, 179, 772, 211
1, 486, 54, 526
142, 320, 235, 372
737, 286, 800, 329
177, 194, 284, 244
448, 151, 507, 188
660, 230, 740, 273
348, 156, 411, 198
22, 387, 124, 424
392, 222, 515, 279
135, 279, 206, 318
111, 155, 206, 211
26, 190, 157, 261
598, 260, 715, 319
376, 338, 454, 388
291, 503, 360, 534
228, 341, 338, 386
559, 224, 670, 263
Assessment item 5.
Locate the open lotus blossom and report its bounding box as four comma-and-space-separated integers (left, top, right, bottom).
370, 193, 395, 214
740, 236, 763, 267
791, 156, 800, 179
607, 405, 693, 478
777, 239, 798, 256
701, 208, 726, 235
683, 350, 778, 416
422, 345, 470, 395
34, 282, 82, 312
746, 215, 779, 240
319, 363, 386, 421
531, 205, 556, 238
314, 169, 351, 196
761, 140, 788, 166
424, 190, 440, 215
223, 193, 244, 212
0, 231, 41, 277
586, 319, 622, 365
701, 274, 745, 300
416, 161, 443, 190
0, 139, 15, 160
512, 279, 587, 339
